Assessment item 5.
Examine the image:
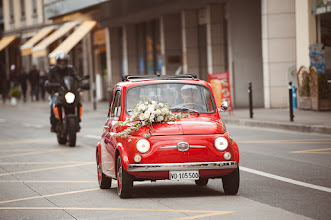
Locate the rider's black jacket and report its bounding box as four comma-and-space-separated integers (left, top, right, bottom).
47, 65, 82, 95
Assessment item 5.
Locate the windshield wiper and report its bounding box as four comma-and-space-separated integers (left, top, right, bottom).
171, 107, 200, 115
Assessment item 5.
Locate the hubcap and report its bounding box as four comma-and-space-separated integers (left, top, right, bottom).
117, 159, 123, 193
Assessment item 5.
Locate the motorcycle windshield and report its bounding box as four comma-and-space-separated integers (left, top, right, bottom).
63, 76, 74, 91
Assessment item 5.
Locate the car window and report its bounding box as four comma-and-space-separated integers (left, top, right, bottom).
111, 90, 121, 118
125, 83, 215, 114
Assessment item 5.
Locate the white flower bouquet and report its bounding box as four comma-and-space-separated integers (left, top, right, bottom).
116, 100, 187, 138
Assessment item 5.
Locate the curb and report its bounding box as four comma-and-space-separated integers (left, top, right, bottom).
222, 118, 331, 135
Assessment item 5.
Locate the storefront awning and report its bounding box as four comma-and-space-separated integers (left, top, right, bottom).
49, 20, 97, 64
20, 26, 55, 56
32, 21, 80, 58
0, 35, 17, 51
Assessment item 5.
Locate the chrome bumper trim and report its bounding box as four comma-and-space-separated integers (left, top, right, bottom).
127, 161, 237, 172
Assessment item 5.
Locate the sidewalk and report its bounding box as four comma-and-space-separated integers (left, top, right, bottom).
220, 108, 331, 135
1, 100, 331, 135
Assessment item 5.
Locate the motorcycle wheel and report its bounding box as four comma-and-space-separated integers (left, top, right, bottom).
67, 117, 77, 147
57, 132, 67, 145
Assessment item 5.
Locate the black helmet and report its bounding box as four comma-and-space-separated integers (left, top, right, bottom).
55, 51, 69, 69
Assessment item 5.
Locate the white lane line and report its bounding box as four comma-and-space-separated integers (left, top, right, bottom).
82, 134, 100, 139
240, 166, 331, 193
22, 123, 44, 128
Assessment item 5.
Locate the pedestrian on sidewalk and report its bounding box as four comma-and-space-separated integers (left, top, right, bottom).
39, 66, 47, 101
0, 62, 8, 103
18, 67, 28, 102
9, 64, 18, 89
28, 65, 40, 101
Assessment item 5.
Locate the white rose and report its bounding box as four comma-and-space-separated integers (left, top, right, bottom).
139, 113, 145, 120
139, 104, 146, 111
157, 116, 164, 122
144, 111, 150, 118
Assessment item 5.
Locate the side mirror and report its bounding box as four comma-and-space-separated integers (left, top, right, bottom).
219, 101, 229, 112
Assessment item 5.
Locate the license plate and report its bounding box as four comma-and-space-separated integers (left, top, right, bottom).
169, 171, 199, 180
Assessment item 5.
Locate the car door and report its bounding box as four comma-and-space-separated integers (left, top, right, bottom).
104, 89, 121, 177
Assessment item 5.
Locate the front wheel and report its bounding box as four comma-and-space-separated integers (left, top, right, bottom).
222, 168, 240, 195
96, 150, 111, 189
195, 178, 209, 186
117, 155, 133, 198
56, 123, 67, 145
67, 117, 77, 147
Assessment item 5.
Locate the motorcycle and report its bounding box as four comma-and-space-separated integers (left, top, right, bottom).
46, 75, 90, 147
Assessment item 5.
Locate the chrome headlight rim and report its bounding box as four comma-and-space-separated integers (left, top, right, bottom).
214, 136, 228, 151
136, 139, 150, 153
64, 92, 75, 104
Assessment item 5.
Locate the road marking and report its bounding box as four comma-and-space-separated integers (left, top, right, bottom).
291, 148, 331, 154
0, 148, 67, 159
240, 166, 331, 193
0, 207, 234, 219
0, 161, 94, 165
238, 139, 331, 144
0, 162, 94, 177
82, 134, 100, 139
22, 123, 44, 128
0, 188, 100, 204
0, 138, 50, 145
0, 180, 95, 183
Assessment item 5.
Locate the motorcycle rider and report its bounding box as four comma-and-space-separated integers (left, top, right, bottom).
46, 51, 82, 132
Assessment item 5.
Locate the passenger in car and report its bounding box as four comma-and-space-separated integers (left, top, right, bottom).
160, 88, 178, 107
126, 90, 139, 111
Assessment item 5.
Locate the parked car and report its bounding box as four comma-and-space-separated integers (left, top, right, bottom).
96, 74, 239, 198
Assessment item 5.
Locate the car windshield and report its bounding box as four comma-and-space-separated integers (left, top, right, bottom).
125, 83, 215, 115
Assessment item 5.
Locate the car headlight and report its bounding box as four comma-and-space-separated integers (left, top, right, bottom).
214, 137, 228, 151
64, 92, 75, 104
136, 139, 150, 153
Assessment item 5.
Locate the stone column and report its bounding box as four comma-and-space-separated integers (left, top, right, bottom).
122, 24, 139, 75
181, 10, 199, 76
160, 14, 182, 75
109, 27, 123, 88
206, 4, 226, 74
262, 0, 296, 108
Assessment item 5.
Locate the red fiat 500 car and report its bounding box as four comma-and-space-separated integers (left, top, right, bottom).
96, 74, 239, 198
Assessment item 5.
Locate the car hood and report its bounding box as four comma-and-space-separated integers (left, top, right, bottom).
134, 115, 226, 136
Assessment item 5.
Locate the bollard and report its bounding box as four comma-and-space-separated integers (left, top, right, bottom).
288, 82, 294, 122
248, 82, 253, 118
293, 85, 298, 109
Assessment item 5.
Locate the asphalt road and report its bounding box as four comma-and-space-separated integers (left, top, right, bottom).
0, 102, 330, 220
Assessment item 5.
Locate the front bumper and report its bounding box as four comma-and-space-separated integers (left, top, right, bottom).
127, 161, 237, 172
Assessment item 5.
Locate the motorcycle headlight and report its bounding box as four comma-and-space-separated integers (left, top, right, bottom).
214, 137, 228, 151
65, 92, 75, 104
136, 139, 150, 153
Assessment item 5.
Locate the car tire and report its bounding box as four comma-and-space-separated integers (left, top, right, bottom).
96, 150, 111, 189
222, 168, 240, 195
117, 155, 133, 198
195, 178, 209, 186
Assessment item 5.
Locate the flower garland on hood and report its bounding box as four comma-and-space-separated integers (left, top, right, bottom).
116, 100, 187, 138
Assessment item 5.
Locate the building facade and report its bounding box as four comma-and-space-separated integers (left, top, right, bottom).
1, 0, 330, 108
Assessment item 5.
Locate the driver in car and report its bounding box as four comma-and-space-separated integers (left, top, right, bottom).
179, 85, 204, 111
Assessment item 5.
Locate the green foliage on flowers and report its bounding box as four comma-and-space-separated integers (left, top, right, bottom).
9, 87, 21, 99
116, 100, 188, 138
